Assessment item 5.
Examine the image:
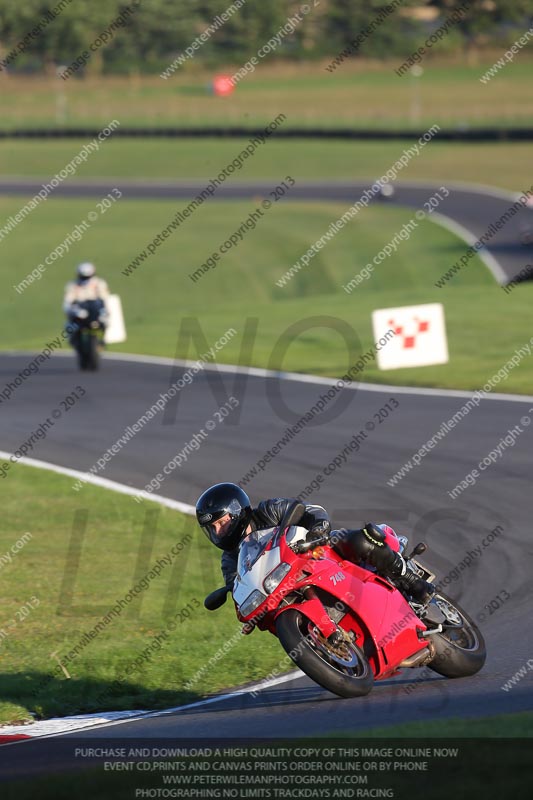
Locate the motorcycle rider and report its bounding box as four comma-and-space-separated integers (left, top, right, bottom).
63, 262, 110, 344
195, 483, 435, 604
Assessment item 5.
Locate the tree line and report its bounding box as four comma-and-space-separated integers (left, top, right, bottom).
0, 0, 531, 75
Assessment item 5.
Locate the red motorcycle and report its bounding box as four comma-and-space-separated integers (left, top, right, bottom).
206, 503, 486, 698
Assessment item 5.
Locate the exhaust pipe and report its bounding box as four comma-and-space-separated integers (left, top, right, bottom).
398, 647, 432, 668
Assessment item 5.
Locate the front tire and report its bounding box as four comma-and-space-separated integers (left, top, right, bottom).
76, 340, 88, 370
427, 593, 486, 678
86, 334, 100, 371
276, 609, 373, 698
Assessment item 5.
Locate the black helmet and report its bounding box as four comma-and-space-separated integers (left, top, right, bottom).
196, 483, 252, 551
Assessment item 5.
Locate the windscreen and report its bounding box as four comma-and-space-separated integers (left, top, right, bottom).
237, 528, 276, 576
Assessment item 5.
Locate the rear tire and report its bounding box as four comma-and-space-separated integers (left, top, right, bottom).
427, 593, 486, 678
276, 608, 373, 698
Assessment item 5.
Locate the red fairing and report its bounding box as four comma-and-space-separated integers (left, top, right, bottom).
230, 517, 485, 699
238, 531, 428, 681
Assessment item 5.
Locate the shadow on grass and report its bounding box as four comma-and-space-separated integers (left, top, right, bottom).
0, 671, 203, 724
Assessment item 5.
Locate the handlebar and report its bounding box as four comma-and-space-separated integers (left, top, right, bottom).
291, 532, 330, 554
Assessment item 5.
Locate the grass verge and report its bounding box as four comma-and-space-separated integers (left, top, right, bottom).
2, 196, 532, 393
0, 464, 285, 726
0, 137, 532, 192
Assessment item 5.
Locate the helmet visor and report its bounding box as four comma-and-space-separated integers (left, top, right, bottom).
198, 509, 229, 546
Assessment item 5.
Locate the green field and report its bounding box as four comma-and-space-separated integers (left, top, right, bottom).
2, 59, 533, 130
1, 193, 532, 394
1, 137, 532, 193
0, 464, 286, 726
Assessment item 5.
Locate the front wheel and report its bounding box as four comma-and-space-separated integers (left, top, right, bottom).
276, 609, 373, 698
77, 331, 100, 371
86, 333, 100, 371
427, 593, 486, 678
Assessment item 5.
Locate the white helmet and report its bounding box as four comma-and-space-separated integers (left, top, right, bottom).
77, 262, 96, 279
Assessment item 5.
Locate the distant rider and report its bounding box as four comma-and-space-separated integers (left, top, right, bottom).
63, 262, 110, 343
195, 483, 434, 604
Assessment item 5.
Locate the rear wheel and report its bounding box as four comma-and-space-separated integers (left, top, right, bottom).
276, 609, 373, 698
427, 593, 486, 678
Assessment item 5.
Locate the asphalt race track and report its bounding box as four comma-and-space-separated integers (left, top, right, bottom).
1, 349, 532, 738
1, 177, 533, 283
1, 177, 533, 742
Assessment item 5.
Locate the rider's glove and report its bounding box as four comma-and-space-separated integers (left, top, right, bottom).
308, 520, 330, 536
305, 519, 331, 543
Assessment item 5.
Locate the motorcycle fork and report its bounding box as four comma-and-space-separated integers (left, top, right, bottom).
277, 585, 338, 639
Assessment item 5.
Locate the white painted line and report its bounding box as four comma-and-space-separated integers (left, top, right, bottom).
0, 671, 305, 742
0, 711, 151, 739
3, 351, 533, 403
65, 670, 307, 735
426, 211, 508, 284
0, 450, 196, 514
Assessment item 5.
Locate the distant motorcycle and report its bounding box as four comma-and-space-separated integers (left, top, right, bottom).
377, 184, 395, 200
68, 300, 106, 371
206, 503, 486, 698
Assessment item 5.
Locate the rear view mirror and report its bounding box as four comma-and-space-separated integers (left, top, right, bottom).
204, 585, 232, 611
